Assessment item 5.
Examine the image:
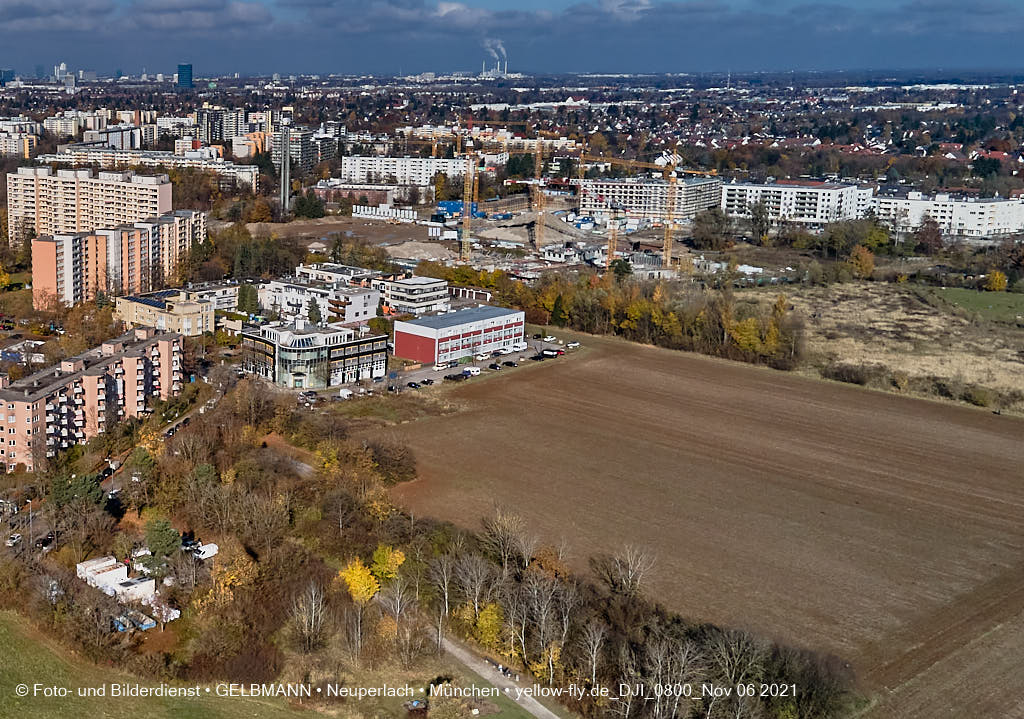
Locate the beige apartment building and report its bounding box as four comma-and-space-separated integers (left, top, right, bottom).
31, 210, 207, 310
0, 328, 182, 472
115, 290, 214, 337
6, 167, 171, 247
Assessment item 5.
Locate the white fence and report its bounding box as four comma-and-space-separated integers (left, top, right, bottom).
353, 204, 417, 223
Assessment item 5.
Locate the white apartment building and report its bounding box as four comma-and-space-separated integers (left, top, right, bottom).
43, 110, 109, 136
7, 167, 171, 247
721, 181, 864, 228
35, 145, 259, 192
0, 132, 37, 158
258, 278, 379, 325
340, 156, 468, 185
373, 276, 450, 315
83, 124, 142, 150
295, 262, 381, 286
578, 177, 723, 222
874, 191, 1024, 239
0, 117, 43, 134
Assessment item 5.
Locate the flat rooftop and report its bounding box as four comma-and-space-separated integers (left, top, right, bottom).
400, 305, 520, 330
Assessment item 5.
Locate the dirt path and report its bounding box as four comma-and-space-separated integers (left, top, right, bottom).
389, 333, 1024, 718
442, 637, 563, 719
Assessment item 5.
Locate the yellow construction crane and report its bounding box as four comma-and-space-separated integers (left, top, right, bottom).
460, 153, 475, 262
579, 153, 715, 268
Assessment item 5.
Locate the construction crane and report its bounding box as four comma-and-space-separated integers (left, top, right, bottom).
579, 153, 715, 268
532, 143, 545, 248
460, 152, 475, 262
605, 203, 626, 270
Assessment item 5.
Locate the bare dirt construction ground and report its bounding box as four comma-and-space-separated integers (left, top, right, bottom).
746, 282, 1024, 412
389, 334, 1024, 718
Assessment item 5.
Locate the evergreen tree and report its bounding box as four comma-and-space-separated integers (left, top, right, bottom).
307, 297, 323, 325
551, 294, 567, 326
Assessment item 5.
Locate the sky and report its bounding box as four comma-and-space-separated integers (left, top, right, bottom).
2, 0, 1024, 76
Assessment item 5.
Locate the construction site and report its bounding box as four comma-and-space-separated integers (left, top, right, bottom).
305, 120, 725, 279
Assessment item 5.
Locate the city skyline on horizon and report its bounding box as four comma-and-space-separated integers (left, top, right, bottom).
2, 0, 1024, 78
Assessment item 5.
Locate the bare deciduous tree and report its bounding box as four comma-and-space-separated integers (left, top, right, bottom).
291, 581, 327, 653
578, 620, 607, 686
592, 544, 655, 596
455, 553, 492, 619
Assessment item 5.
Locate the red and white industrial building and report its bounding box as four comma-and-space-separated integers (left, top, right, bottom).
393, 306, 525, 364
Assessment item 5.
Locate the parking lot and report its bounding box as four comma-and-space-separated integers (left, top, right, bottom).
384, 334, 580, 393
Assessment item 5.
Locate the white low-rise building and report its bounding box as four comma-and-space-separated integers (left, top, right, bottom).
258, 278, 379, 325
374, 276, 450, 315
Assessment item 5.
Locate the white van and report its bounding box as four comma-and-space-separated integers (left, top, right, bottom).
463, 366, 481, 377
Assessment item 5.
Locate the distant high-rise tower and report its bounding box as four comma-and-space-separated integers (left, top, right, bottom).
279, 125, 291, 215
177, 63, 193, 89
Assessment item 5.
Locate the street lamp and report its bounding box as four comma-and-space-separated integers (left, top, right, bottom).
25, 499, 32, 547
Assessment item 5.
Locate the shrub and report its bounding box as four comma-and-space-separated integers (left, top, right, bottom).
962, 385, 996, 408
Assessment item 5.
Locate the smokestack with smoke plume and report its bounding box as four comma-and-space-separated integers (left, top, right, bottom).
495, 40, 508, 74
483, 38, 499, 65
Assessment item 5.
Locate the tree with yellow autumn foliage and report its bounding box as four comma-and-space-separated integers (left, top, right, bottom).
984, 269, 1008, 292
338, 557, 380, 652
847, 244, 875, 279
371, 544, 406, 582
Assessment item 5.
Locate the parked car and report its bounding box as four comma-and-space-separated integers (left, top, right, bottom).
530, 354, 546, 362
444, 373, 466, 382
406, 382, 421, 389
542, 348, 560, 358
512, 341, 529, 352
35, 532, 54, 549
463, 366, 481, 377
556, 349, 565, 356
474, 353, 489, 361
533, 333, 542, 339
488, 363, 502, 370
421, 378, 435, 386
502, 361, 518, 368
5, 533, 21, 547
497, 347, 514, 355
433, 363, 451, 372
566, 341, 581, 349
543, 335, 558, 342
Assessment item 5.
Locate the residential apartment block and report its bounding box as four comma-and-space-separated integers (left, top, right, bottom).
0, 328, 182, 472
31, 210, 207, 309
721, 180, 870, 228
295, 262, 382, 287
873, 191, 1024, 239
258, 278, 379, 325
0, 132, 37, 158
115, 290, 215, 337
339, 156, 467, 185
6, 167, 171, 247
241, 320, 387, 389
272, 127, 317, 175
577, 177, 723, 223
35, 144, 259, 191
373, 276, 450, 315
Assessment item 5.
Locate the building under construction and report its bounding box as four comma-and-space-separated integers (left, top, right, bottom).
578, 176, 723, 223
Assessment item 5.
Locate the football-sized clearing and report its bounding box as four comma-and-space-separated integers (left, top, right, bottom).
391, 333, 1024, 718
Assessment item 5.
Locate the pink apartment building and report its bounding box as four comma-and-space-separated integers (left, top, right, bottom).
0, 328, 183, 472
